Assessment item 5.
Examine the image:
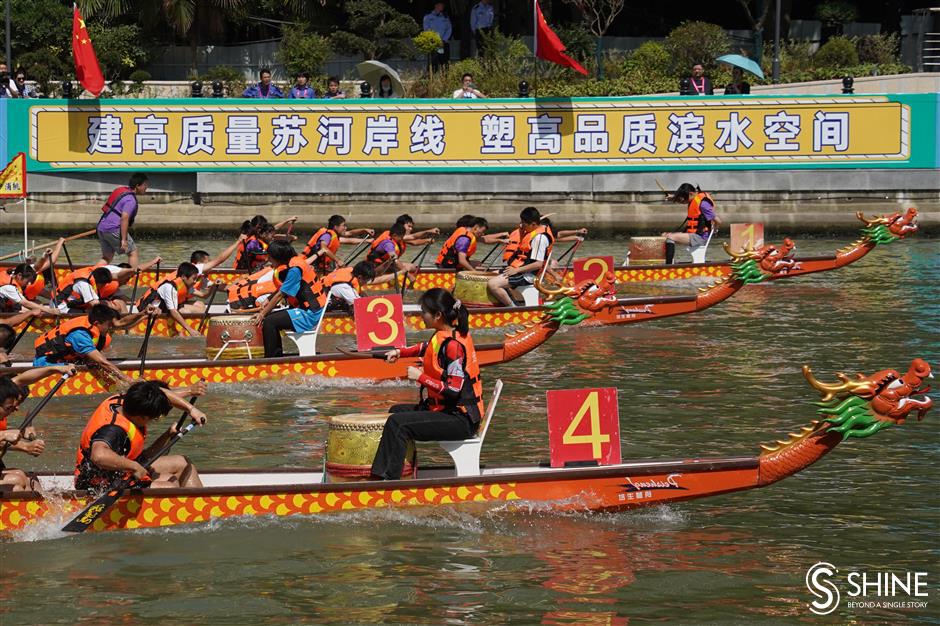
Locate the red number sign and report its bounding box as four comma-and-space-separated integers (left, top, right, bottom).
546, 388, 621, 468
573, 256, 615, 284
730, 223, 764, 252
354, 294, 406, 351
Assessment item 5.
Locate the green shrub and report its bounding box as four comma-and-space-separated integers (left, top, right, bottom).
277, 24, 331, 80
855, 33, 899, 65
815, 1, 858, 27
200, 65, 246, 97
663, 21, 730, 77
624, 41, 670, 77
15, 47, 69, 96
129, 69, 151, 83
87, 24, 150, 83
553, 23, 595, 64
479, 30, 529, 62
815, 36, 859, 68
413, 30, 442, 55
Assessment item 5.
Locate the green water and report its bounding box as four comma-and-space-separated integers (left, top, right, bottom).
0, 234, 938, 625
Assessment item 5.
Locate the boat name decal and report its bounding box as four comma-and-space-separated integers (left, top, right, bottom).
621, 473, 687, 492
616, 304, 655, 319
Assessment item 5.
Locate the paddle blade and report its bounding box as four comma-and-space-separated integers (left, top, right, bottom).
61, 486, 126, 533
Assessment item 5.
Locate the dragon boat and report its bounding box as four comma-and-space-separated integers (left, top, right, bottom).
2, 209, 917, 340
1, 209, 917, 298
1, 297, 591, 398
0, 358, 930, 535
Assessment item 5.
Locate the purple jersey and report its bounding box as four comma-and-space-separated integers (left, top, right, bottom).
97, 194, 138, 233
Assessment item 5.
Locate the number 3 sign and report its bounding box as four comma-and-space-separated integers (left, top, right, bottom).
354, 294, 407, 351
546, 388, 621, 468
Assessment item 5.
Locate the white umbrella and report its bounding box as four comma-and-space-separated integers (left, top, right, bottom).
355, 60, 405, 97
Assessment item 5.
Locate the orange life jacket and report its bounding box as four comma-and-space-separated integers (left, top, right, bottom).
233, 237, 269, 271
435, 227, 478, 268
137, 277, 190, 313
509, 225, 555, 268
421, 329, 484, 423
303, 227, 341, 272
502, 228, 523, 262
686, 192, 715, 238
34, 316, 111, 362
55, 271, 119, 308
98, 186, 137, 227
227, 268, 277, 309
24, 273, 45, 300
366, 231, 405, 269
323, 266, 361, 293
74, 395, 146, 478
273, 256, 327, 311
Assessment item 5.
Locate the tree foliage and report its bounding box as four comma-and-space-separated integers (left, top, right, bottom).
663, 21, 731, 77
277, 25, 332, 79
331, 0, 419, 60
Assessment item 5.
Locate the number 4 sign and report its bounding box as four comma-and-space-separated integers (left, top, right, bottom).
546, 388, 621, 468
354, 294, 407, 351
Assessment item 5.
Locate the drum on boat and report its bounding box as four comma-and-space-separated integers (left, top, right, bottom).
204, 315, 264, 360
453, 270, 500, 307
628, 236, 666, 264
325, 413, 416, 482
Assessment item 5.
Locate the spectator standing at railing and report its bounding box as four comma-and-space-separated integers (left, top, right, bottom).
321, 77, 346, 99
376, 75, 399, 99
453, 73, 486, 99
242, 68, 284, 99
11, 71, 36, 98
423, 2, 452, 70
0, 63, 17, 98
723, 67, 750, 95
681, 64, 713, 95
470, 0, 494, 57
288, 72, 317, 99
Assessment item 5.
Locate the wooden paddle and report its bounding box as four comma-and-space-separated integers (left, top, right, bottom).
0, 229, 96, 262
61, 395, 202, 534
554, 238, 583, 268
62, 243, 75, 272
196, 283, 220, 333
136, 314, 157, 376
129, 268, 142, 306
0, 371, 72, 462
478, 243, 501, 266
337, 346, 394, 359
340, 238, 372, 266
399, 240, 435, 297
8, 318, 34, 352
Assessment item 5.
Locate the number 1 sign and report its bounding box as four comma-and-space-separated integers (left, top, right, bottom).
546, 388, 621, 468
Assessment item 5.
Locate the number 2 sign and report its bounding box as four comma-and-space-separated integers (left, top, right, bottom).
573, 256, 615, 285
546, 388, 621, 468
354, 294, 407, 351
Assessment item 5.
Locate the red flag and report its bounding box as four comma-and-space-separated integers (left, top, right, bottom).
534, 1, 588, 76
72, 5, 105, 97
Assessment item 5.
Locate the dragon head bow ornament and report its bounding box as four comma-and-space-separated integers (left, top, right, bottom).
840, 207, 919, 251
535, 270, 619, 313
804, 358, 933, 438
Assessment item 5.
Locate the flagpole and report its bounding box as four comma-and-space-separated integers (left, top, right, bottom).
22, 196, 27, 258
532, 0, 538, 98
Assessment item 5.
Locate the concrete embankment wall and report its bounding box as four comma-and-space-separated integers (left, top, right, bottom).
11, 169, 939, 236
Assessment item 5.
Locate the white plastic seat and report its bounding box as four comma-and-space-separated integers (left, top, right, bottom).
437, 379, 503, 477
688, 229, 715, 264
517, 284, 541, 306
283, 294, 329, 357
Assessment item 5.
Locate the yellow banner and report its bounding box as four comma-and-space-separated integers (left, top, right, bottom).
0, 152, 26, 196
28, 98, 909, 169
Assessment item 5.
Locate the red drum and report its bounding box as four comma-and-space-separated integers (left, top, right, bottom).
629, 236, 666, 264
205, 315, 263, 360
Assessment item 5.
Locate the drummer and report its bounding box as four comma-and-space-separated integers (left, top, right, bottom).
0, 365, 76, 491
74, 380, 208, 490
250, 241, 327, 358
370, 288, 483, 480
487, 207, 555, 307
302, 215, 374, 274
323, 261, 378, 312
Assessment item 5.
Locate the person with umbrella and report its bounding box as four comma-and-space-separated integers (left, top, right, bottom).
716, 54, 763, 95
377, 75, 399, 99
724, 67, 750, 95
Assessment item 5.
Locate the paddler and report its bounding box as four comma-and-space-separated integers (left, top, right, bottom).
32, 304, 154, 385
323, 261, 378, 312
135, 262, 208, 336
250, 241, 328, 358
0, 365, 76, 491
366, 223, 417, 274
188, 235, 246, 280
661, 183, 722, 264
500, 215, 586, 268
396, 214, 440, 246
302, 215, 374, 274
370, 288, 483, 480
74, 380, 208, 490
487, 207, 554, 306
0, 312, 38, 367
53, 267, 122, 314
0, 264, 62, 317
227, 265, 277, 312
434, 216, 509, 271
